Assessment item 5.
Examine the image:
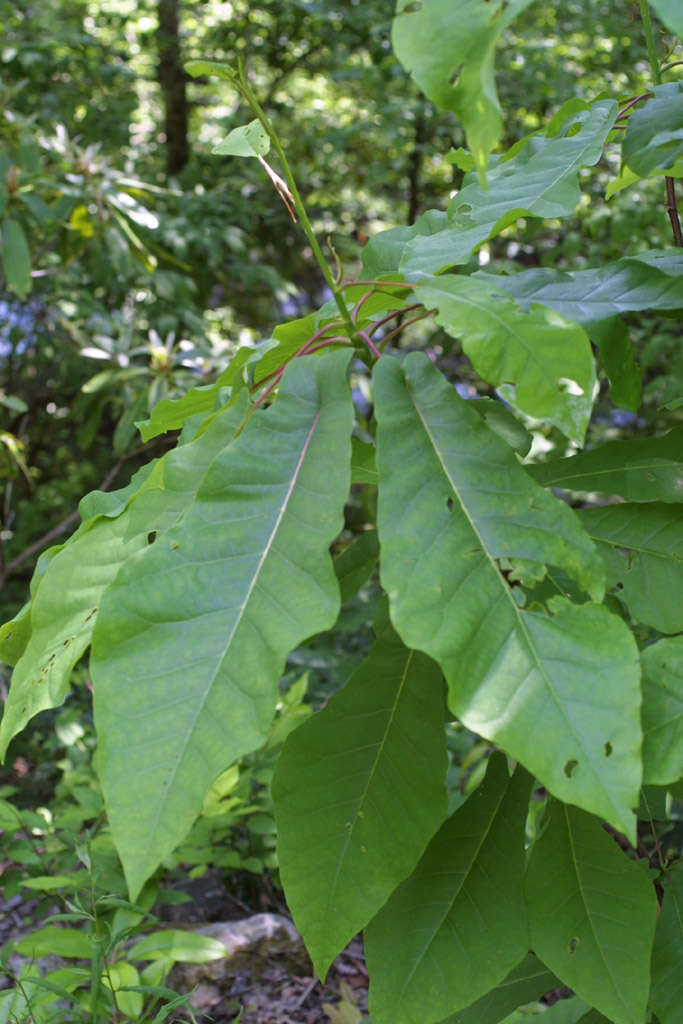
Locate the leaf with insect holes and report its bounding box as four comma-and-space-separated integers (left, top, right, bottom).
526, 801, 657, 1024
374, 353, 642, 842
414, 273, 596, 443
92, 352, 353, 898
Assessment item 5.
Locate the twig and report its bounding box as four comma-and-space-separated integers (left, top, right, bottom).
665, 176, 683, 245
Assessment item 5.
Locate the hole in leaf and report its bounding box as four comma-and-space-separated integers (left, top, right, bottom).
568, 936, 580, 954
398, 1, 422, 14
449, 62, 464, 86
147, 531, 157, 545
564, 759, 579, 778
604, 741, 613, 758
446, 496, 454, 512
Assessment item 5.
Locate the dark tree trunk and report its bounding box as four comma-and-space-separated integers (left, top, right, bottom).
158, 0, 189, 177
406, 109, 427, 225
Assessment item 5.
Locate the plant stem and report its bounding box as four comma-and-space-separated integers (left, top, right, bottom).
237, 63, 357, 339
638, 1, 682, 246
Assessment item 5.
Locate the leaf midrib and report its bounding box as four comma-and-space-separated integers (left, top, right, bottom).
406, 373, 622, 822
564, 805, 636, 1024
144, 409, 322, 852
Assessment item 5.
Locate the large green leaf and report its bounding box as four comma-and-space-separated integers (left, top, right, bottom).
525, 802, 657, 1024
392, 0, 535, 181
137, 348, 252, 441
414, 275, 596, 442
578, 503, 683, 634
439, 953, 560, 1024
0, 397, 248, 759
650, 863, 683, 1024
649, 0, 683, 37
92, 352, 353, 898
476, 250, 683, 323
640, 637, 683, 786
528, 427, 683, 502
366, 755, 532, 1024
362, 101, 617, 278
374, 353, 641, 840
273, 602, 447, 979
623, 83, 683, 177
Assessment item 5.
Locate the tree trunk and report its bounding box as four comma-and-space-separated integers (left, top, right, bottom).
158, 0, 189, 177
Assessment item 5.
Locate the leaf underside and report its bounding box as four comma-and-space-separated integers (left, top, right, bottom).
374, 353, 641, 840
91, 351, 353, 897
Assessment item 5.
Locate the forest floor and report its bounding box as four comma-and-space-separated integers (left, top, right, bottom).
0, 870, 369, 1024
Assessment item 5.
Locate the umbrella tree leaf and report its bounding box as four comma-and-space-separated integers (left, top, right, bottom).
362, 100, 617, 277
578, 503, 683, 634
525, 801, 657, 1024
438, 954, 560, 1024
365, 754, 532, 1024
374, 353, 641, 840
475, 250, 683, 323
392, 0, 535, 182
91, 351, 353, 897
528, 427, 683, 502
649, 0, 683, 37
650, 863, 683, 1024
623, 83, 683, 177
414, 274, 596, 443
273, 601, 447, 979
0, 396, 249, 759
640, 637, 683, 786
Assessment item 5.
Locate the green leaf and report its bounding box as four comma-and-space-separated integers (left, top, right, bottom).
640, 637, 683, 786
650, 863, 683, 1024
334, 530, 379, 603
438, 954, 560, 1024
528, 427, 683, 502
212, 119, 271, 158
273, 602, 447, 979
366, 755, 532, 1024
138, 348, 252, 441
586, 318, 641, 413
185, 59, 237, 83
525, 802, 657, 1024
127, 929, 226, 963
0, 397, 248, 759
21, 872, 90, 891
623, 83, 683, 177
392, 0, 535, 182
470, 398, 532, 457
1, 218, 31, 298
92, 352, 353, 897
476, 250, 683, 323
374, 353, 641, 840
414, 274, 596, 442
578, 504, 683, 634
15, 926, 93, 959
0, 599, 32, 667
649, 0, 683, 38
350, 437, 377, 485
363, 101, 617, 277
78, 462, 157, 522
